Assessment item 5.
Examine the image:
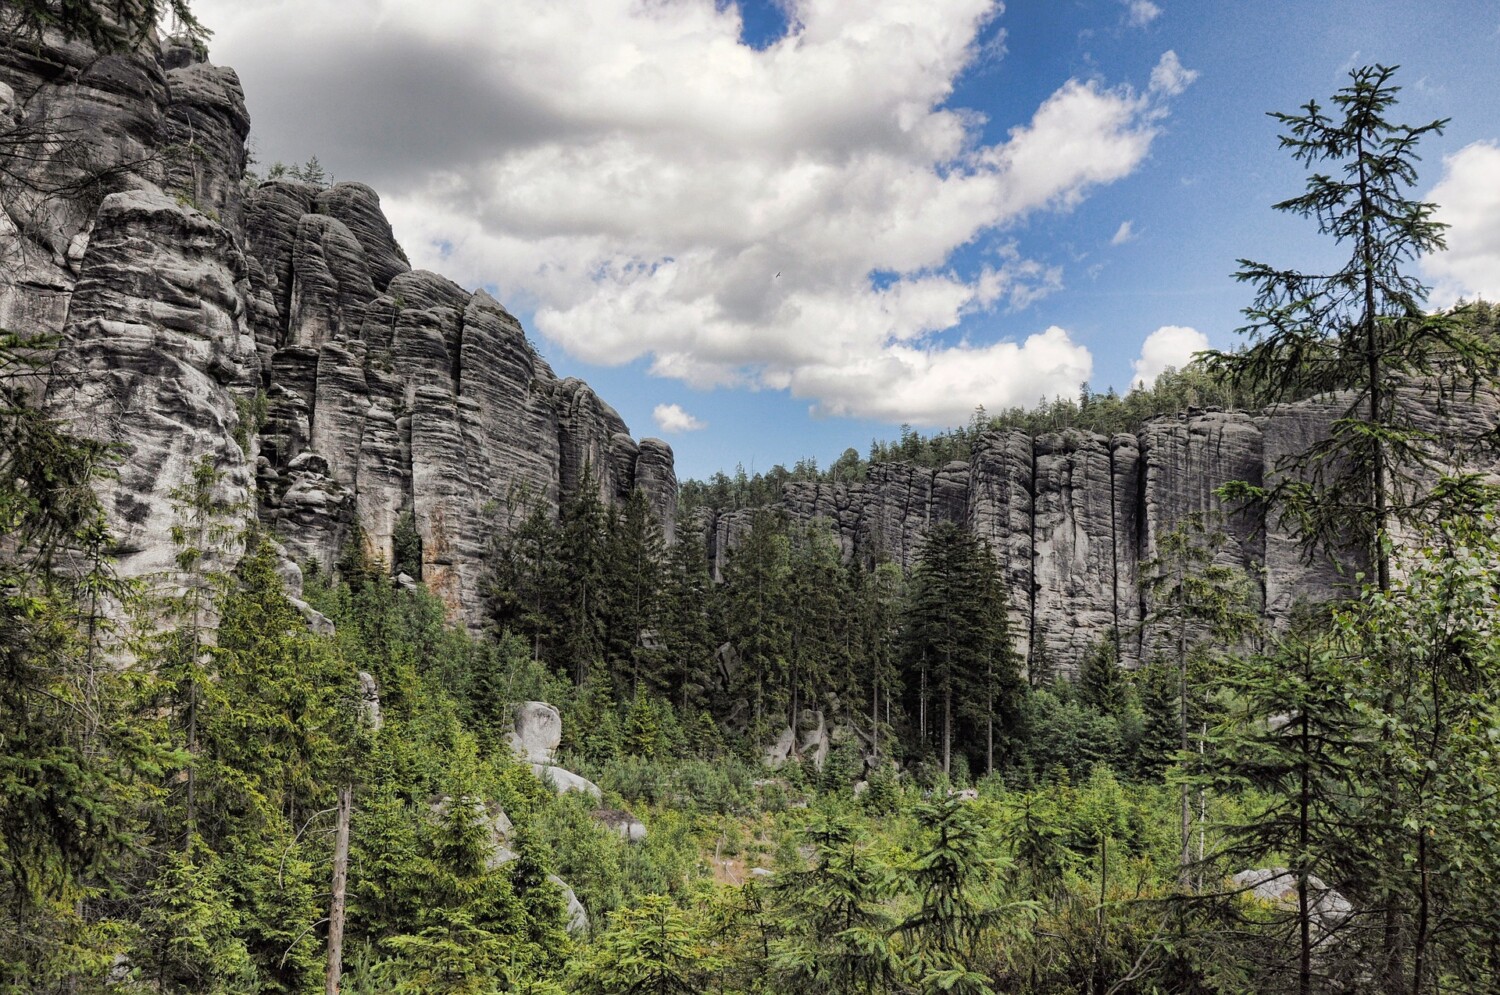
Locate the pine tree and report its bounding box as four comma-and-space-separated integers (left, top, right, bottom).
657, 518, 717, 714
906, 524, 1017, 775
1203, 65, 1499, 594
0, 333, 165, 985
897, 794, 1014, 995
1140, 514, 1258, 888
1209, 631, 1366, 995
573, 895, 716, 995
601, 490, 665, 695
784, 523, 848, 738
722, 510, 792, 734
769, 816, 901, 993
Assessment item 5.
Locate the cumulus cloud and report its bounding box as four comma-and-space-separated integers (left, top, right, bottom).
653, 403, 706, 433
1125, 0, 1162, 27
1422, 141, 1500, 306
1132, 325, 1207, 388
801, 325, 1092, 424
1111, 220, 1136, 245
199, 0, 1193, 424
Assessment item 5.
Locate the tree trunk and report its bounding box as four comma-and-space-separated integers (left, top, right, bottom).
325, 784, 352, 995
1177, 600, 1191, 888
942, 682, 952, 777
1298, 708, 1312, 995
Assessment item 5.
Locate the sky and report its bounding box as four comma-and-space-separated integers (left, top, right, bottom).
189, 0, 1500, 481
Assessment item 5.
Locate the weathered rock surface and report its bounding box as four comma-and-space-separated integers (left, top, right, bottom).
706, 400, 1500, 679
531, 763, 603, 801
593, 808, 648, 843
1231, 867, 1353, 929
10, 26, 1500, 689
509, 701, 563, 765
42, 187, 258, 582
1, 31, 679, 627
763, 708, 831, 770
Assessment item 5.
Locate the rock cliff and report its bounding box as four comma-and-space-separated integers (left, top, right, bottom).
6, 26, 1496, 676
700, 395, 1500, 678
0, 28, 678, 624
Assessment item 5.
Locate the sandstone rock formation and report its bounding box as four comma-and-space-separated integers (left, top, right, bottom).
1231, 867, 1353, 932
764, 708, 831, 770
703, 397, 1500, 679
507, 701, 603, 800
508, 701, 563, 765
593, 808, 648, 844
6, 24, 1497, 685
0, 28, 678, 627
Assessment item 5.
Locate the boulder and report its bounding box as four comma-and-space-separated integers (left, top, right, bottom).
509, 701, 562, 765
550, 874, 589, 934
1231, 867, 1353, 929
289, 597, 336, 637
530, 764, 602, 801
763, 709, 830, 770
762, 726, 796, 769
357, 671, 382, 732
593, 808, 647, 843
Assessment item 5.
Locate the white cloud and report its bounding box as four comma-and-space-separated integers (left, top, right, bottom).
1125, 0, 1162, 27
1149, 50, 1197, 96
1132, 325, 1207, 388
1111, 220, 1136, 245
200, 1, 1193, 424
653, 403, 706, 433
799, 325, 1093, 424
1422, 141, 1500, 306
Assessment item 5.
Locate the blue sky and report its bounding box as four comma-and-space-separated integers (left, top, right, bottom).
198, 0, 1500, 481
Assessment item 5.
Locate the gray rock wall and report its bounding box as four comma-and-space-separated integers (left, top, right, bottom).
702, 400, 1500, 678
0, 29, 679, 628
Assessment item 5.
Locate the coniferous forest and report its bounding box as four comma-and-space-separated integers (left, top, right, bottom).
5, 4, 1500, 995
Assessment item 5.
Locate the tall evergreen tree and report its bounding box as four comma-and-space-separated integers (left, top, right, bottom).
905, 524, 1015, 775
1140, 514, 1258, 887
1203, 65, 1499, 593
721, 510, 792, 734
657, 517, 718, 714
601, 491, 666, 695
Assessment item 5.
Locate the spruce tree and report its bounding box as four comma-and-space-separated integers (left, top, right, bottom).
1140, 514, 1258, 887
769, 816, 900, 994
1203, 65, 1498, 593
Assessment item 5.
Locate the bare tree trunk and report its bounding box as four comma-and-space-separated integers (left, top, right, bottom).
942, 679, 953, 776
1177, 605, 1191, 889
325, 785, 352, 995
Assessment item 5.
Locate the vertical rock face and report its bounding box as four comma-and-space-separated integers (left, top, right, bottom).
0, 31, 678, 628
42, 187, 259, 580
707, 396, 1500, 678
0, 31, 170, 346
162, 60, 251, 228
968, 431, 1035, 664
1030, 431, 1124, 678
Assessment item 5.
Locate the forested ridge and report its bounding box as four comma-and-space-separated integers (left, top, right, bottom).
4, 7, 1500, 993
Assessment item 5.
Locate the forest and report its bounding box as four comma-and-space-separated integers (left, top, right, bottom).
3, 3, 1500, 993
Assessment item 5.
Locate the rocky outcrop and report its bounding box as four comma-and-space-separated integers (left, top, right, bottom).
42, 187, 259, 582
508, 701, 603, 800
1231, 867, 1352, 930
0, 28, 679, 627
593, 808, 648, 843
509, 701, 563, 765
764, 708, 831, 770
706, 398, 1500, 678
